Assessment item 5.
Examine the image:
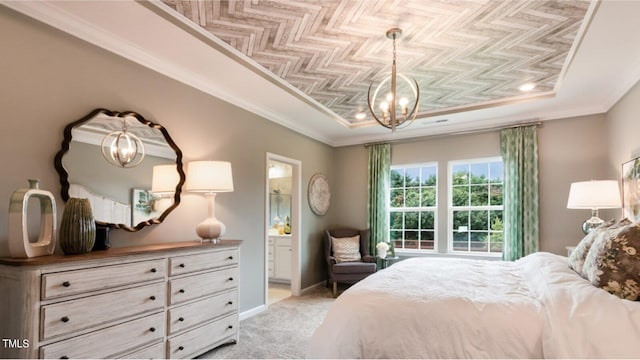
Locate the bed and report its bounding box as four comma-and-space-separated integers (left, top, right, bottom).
307, 252, 640, 359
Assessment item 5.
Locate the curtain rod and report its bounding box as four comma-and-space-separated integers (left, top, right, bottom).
363, 120, 543, 147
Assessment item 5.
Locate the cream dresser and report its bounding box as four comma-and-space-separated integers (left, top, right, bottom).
0, 240, 241, 359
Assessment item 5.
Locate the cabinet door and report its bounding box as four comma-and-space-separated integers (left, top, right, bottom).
274, 246, 291, 280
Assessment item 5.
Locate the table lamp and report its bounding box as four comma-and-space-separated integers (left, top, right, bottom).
567, 180, 621, 234
186, 161, 234, 242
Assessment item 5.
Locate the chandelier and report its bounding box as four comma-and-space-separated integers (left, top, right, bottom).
368, 28, 420, 132
101, 117, 145, 168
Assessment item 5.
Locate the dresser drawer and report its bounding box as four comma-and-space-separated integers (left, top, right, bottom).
41, 282, 166, 340
169, 249, 238, 276
169, 267, 238, 305
40, 312, 165, 359
117, 341, 165, 359
167, 314, 238, 359
168, 289, 237, 335
41, 259, 166, 300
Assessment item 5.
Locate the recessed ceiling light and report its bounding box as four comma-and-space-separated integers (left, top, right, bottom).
355, 112, 367, 120
519, 83, 536, 92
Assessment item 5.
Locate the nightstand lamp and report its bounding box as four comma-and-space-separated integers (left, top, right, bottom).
567, 180, 621, 234
186, 161, 234, 242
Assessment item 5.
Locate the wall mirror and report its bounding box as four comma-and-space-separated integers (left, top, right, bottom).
54, 108, 185, 232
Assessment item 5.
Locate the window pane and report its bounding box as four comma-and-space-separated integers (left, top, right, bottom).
420, 211, 435, 229
470, 185, 489, 206
470, 163, 489, 184
391, 169, 404, 187
420, 231, 435, 250
390, 212, 403, 229
390, 230, 402, 242
405, 231, 418, 249
405, 188, 420, 207
422, 166, 437, 186
452, 186, 469, 206
470, 232, 488, 252
453, 231, 468, 251
452, 164, 469, 185
405, 211, 419, 229
470, 211, 488, 230
490, 161, 503, 183
490, 210, 503, 231
390, 189, 404, 207
393, 239, 403, 249
421, 187, 436, 207
453, 210, 469, 230
490, 184, 503, 205
489, 232, 503, 252
406, 167, 420, 187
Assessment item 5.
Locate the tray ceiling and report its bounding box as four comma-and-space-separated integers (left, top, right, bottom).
161, 0, 592, 128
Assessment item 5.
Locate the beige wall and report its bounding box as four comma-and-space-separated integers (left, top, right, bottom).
332, 114, 611, 255
0, 7, 334, 313
606, 80, 640, 176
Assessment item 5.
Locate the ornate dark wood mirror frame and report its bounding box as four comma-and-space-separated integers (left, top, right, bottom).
54, 108, 186, 232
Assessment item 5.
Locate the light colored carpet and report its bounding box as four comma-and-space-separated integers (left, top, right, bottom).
198, 286, 335, 359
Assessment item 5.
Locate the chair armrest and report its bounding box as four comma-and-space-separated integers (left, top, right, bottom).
362, 255, 376, 263
328, 256, 337, 265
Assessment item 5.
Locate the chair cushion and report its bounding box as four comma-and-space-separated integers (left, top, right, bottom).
332, 235, 361, 263
332, 261, 376, 274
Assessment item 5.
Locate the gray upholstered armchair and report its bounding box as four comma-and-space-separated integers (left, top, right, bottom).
324, 228, 377, 297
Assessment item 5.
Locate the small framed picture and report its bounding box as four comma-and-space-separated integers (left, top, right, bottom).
131, 189, 160, 225
622, 157, 640, 221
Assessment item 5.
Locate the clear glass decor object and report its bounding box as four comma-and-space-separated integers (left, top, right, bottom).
59, 198, 96, 254
8, 179, 57, 258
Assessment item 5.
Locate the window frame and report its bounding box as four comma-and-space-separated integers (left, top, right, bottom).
447, 157, 504, 257
389, 162, 438, 254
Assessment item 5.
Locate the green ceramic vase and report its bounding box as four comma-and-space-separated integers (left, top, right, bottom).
59, 198, 96, 254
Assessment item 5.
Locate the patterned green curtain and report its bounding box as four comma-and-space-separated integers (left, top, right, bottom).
367, 143, 391, 256
500, 126, 539, 261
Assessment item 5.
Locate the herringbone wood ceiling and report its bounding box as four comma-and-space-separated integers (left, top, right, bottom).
162, 0, 591, 128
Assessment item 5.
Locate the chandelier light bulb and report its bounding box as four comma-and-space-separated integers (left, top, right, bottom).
399, 97, 409, 107
380, 101, 389, 111
386, 93, 394, 102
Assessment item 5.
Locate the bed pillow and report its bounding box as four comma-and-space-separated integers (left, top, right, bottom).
568, 219, 616, 276
584, 220, 640, 300
331, 235, 361, 263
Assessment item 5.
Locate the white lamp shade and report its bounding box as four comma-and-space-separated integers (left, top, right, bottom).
567, 180, 622, 209
186, 161, 234, 193
151, 165, 180, 194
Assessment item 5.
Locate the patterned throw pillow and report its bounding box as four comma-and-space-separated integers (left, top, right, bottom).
331, 235, 361, 263
582, 219, 631, 279
584, 221, 640, 301
568, 219, 616, 277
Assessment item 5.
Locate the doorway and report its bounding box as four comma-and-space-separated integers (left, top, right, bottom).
265, 153, 301, 307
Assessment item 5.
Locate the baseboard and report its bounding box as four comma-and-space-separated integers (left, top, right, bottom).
239, 304, 266, 321
300, 280, 326, 295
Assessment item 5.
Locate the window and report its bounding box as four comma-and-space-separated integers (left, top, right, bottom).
449, 158, 503, 255
389, 164, 437, 252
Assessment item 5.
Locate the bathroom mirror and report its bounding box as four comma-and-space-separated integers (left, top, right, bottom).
54, 108, 185, 232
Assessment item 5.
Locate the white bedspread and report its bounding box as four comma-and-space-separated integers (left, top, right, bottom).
307, 252, 640, 359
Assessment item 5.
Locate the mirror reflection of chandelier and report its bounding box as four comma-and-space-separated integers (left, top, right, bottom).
368, 28, 420, 132
100, 117, 145, 168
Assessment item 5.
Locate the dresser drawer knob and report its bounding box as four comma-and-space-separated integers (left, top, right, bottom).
61, 316, 69, 323
62, 281, 71, 287
149, 295, 156, 301
227, 325, 234, 330
179, 263, 185, 268
178, 346, 184, 351
178, 317, 184, 322
179, 289, 185, 293
228, 277, 234, 281
150, 268, 157, 273
228, 256, 234, 260
149, 327, 156, 332
60, 356, 69, 359
227, 301, 233, 305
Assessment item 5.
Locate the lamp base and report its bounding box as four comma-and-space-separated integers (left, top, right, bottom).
582, 215, 605, 234
196, 217, 226, 242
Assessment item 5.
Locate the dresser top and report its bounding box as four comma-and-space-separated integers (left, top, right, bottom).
0, 240, 242, 266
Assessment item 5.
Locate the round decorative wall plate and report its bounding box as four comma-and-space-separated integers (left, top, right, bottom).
308, 173, 330, 215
